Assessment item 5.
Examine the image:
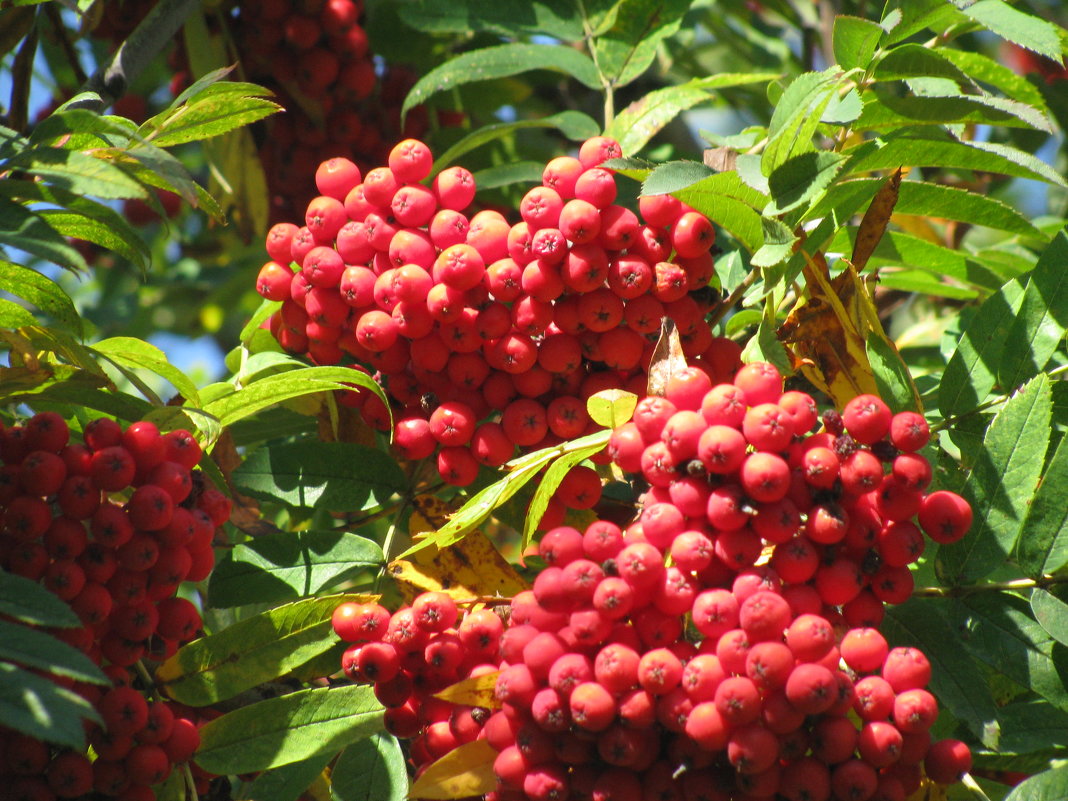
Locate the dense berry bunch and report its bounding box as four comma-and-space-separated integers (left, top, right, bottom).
0, 413, 230, 801
256, 136, 737, 494
333, 369, 975, 799
333, 593, 504, 766
234, 0, 427, 222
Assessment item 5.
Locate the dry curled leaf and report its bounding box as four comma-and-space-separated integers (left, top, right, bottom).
646, 318, 687, 397
703, 146, 739, 172
852, 168, 903, 273
778, 251, 882, 408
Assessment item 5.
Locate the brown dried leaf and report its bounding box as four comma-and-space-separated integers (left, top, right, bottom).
703, 146, 738, 172
851, 168, 903, 273
646, 318, 687, 397
408, 739, 498, 800
388, 528, 528, 605
434, 671, 502, 709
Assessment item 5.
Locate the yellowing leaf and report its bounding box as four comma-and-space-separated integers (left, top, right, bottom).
408, 739, 498, 800
778, 251, 882, 408
587, 389, 638, 429
434, 671, 502, 709
409, 494, 459, 537
905, 777, 948, 801
388, 529, 528, 605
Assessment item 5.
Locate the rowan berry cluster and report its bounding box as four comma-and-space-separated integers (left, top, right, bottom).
257, 136, 737, 494
0, 413, 230, 801
234, 0, 427, 222
333, 366, 974, 800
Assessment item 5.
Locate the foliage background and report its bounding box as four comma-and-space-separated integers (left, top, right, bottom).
4, 0, 1068, 800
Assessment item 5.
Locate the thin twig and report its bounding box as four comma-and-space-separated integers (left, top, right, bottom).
707, 269, 760, 329
9, 10, 40, 133
44, 3, 88, 86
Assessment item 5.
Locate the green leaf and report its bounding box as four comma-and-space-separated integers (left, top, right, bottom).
203, 366, 385, 429
591, 0, 690, 88
1005, 766, 1068, 801
431, 111, 599, 174
750, 218, 797, 269
232, 441, 406, 512
882, 598, 1000, 747
402, 44, 601, 119
0, 663, 101, 750
586, 389, 638, 429
39, 209, 145, 272
523, 440, 610, 547
0, 571, 80, 628
195, 685, 384, 775
844, 130, 1067, 187
332, 733, 408, 801
947, 592, 1068, 711
865, 332, 918, 414
955, 0, 1061, 61
939, 278, 1027, 418
470, 161, 544, 191
0, 620, 108, 685
394, 0, 583, 40
642, 160, 714, 195
0, 181, 152, 269
28, 108, 136, 148
399, 430, 609, 558
91, 337, 202, 405
1031, 589, 1068, 647
884, 0, 968, 45
997, 232, 1068, 394
939, 48, 1048, 113
937, 374, 1052, 586
124, 144, 201, 207
0, 198, 88, 273
2, 147, 147, 199
872, 43, 973, 84
142, 94, 281, 148
827, 228, 1003, 291
764, 151, 843, 216
0, 299, 38, 329
156, 594, 366, 706
877, 270, 979, 301
606, 74, 778, 156
997, 699, 1068, 755
762, 69, 840, 175
832, 15, 883, 72
209, 530, 384, 608
603, 156, 655, 183
671, 174, 766, 254
811, 178, 1039, 237
1016, 436, 1068, 578
246, 751, 335, 801
854, 86, 1051, 132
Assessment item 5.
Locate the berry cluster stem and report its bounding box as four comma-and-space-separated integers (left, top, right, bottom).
913, 574, 1068, 598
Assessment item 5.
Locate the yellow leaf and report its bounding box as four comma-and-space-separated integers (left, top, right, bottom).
408, 739, 498, 800
388, 528, 528, 605
778, 251, 882, 409
906, 777, 948, 801
409, 494, 459, 536
434, 671, 502, 709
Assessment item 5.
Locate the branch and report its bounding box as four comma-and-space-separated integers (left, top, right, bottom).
913, 574, 1068, 598
69, 0, 201, 113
